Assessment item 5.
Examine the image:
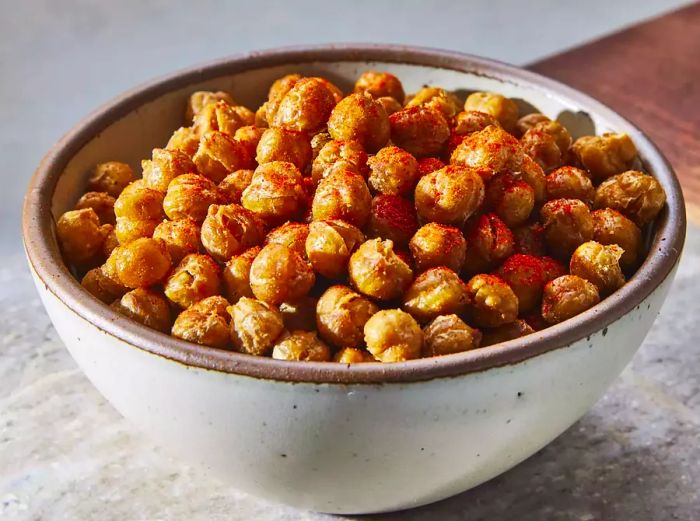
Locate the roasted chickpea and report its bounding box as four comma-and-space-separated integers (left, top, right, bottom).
367, 195, 418, 247
88, 161, 134, 197
466, 274, 519, 328
233, 125, 265, 158
279, 295, 318, 332
389, 107, 450, 158
364, 309, 422, 362
569, 241, 625, 296
540, 255, 568, 282
334, 347, 375, 363
326, 92, 390, 153
520, 121, 569, 172
541, 275, 600, 324
272, 331, 331, 362
218, 169, 253, 205
310, 131, 333, 159
200, 203, 265, 262
114, 180, 165, 243
406, 87, 461, 120
462, 213, 515, 274
166, 126, 200, 158
417, 157, 445, 176
520, 154, 547, 205
414, 165, 484, 225
57, 208, 110, 268
354, 71, 405, 102
163, 173, 219, 223
450, 125, 523, 182
185, 90, 235, 122
572, 133, 638, 182
486, 171, 535, 227
249, 243, 315, 305
311, 170, 372, 227
496, 254, 550, 313
402, 267, 469, 323
367, 146, 420, 196
464, 92, 519, 132
514, 113, 550, 137
266, 222, 309, 258
273, 77, 339, 133
481, 319, 535, 346
376, 96, 402, 116
164, 253, 221, 309
193, 130, 253, 183
512, 222, 546, 257
348, 238, 413, 301
172, 296, 231, 349
102, 225, 119, 258
263, 73, 303, 124
142, 148, 197, 192
315, 285, 378, 348
454, 110, 500, 136
422, 314, 482, 357
540, 198, 593, 259
112, 288, 172, 333
408, 223, 466, 273
241, 161, 307, 225
193, 100, 254, 137
305, 220, 364, 278
222, 246, 259, 303
255, 128, 312, 171
113, 237, 171, 288
81, 265, 128, 304
229, 297, 285, 355
546, 166, 594, 205
594, 170, 666, 226
311, 139, 368, 183
591, 208, 642, 269
152, 218, 201, 264
74, 191, 116, 225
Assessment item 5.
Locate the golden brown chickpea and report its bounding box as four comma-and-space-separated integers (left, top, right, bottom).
422, 314, 482, 357
367, 146, 420, 196
569, 241, 625, 297
310, 131, 333, 159
311, 169, 372, 227
305, 220, 364, 278
265, 222, 310, 258
101, 225, 120, 258
481, 319, 535, 346
594, 170, 667, 226
172, 296, 231, 349
162, 173, 219, 223
222, 246, 259, 303
164, 253, 221, 309
462, 213, 515, 275
453, 111, 500, 136
256, 128, 312, 171
541, 275, 600, 325
193, 100, 254, 137
376, 96, 403, 116
272, 331, 331, 362
234, 125, 265, 159
229, 297, 285, 356
354, 71, 405, 102
113, 181, 165, 243
327, 92, 390, 153
200, 204, 265, 262
114, 237, 171, 288
465, 274, 519, 328
185, 90, 236, 122
414, 165, 485, 226
142, 148, 197, 192
540, 198, 594, 259
273, 77, 339, 133
112, 288, 172, 333
486, 171, 535, 227
348, 238, 413, 301
520, 154, 548, 205
152, 218, 201, 264
450, 125, 524, 182
520, 120, 572, 172
316, 285, 379, 349
512, 222, 546, 257
572, 133, 638, 182
514, 113, 550, 137
389, 107, 450, 158
367, 194, 418, 247
333, 347, 376, 363
249, 243, 315, 305
81, 265, 128, 304
279, 295, 318, 332
56, 208, 111, 268
496, 254, 550, 313
218, 169, 254, 205
88, 161, 134, 197
591, 208, 642, 269
408, 223, 466, 273
241, 161, 307, 225
464, 91, 519, 132
166, 126, 200, 158
402, 267, 469, 323
193, 130, 253, 183
255, 105, 269, 128
263, 74, 303, 124
74, 191, 116, 225
311, 139, 368, 184
364, 309, 423, 362
546, 166, 595, 205
405, 87, 461, 120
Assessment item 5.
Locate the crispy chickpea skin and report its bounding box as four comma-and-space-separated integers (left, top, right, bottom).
368, 146, 420, 196
311, 139, 368, 184
201, 203, 264, 262
263, 73, 303, 125
112, 288, 172, 333
415, 165, 485, 225
114, 180, 165, 243
462, 213, 515, 274
496, 254, 550, 313
272, 331, 331, 362
422, 314, 482, 357
486, 172, 535, 227
364, 309, 423, 362
454, 110, 500, 136
222, 246, 259, 303
256, 128, 312, 171
481, 319, 535, 346
334, 347, 376, 363
348, 238, 414, 301
88, 161, 134, 197
249, 243, 315, 305
450, 125, 523, 182
163, 173, 220, 223
113, 237, 171, 288
368, 195, 418, 247
310, 131, 332, 158
172, 296, 231, 349
591, 208, 642, 269
218, 169, 254, 205
316, 285, 379, 348
540, 198, 594, 259
152, 218, 201, 264
389, 107, 450, 158
241, 161, 307, 225
573, 133, 638, 182
193, 130, 253, 183
273, 77, 339, 133
402, 267, 469, 323
512, 223, 546, 257
515, 113, 551, 137
327, 92, 390, 153
546, 166, 595, 205
164, 253, 221, 309
594, 170, 666, 226
229, 297, 285, 356
406, 87, 461, 120
234, 125, 265, 159
354, 71, 405, 102
142, 148, 197, 192
305, 220, 364, 278
81, 265, 128, 304
312, 170, 372, 227
74, 191, 116, 225
185, 90, 235, 122
520, 120, 572, 172
57, 208, 111, 267
409, 223, 466, 273
569, 241, 625, 296
279, 295, 318, 332
464, 92, 519, 132
376, 96, 403, 116
166, 127, 200, 158
466, 274, 519, 328
266, 222, 310, 257
541, 275, 600, 325
417, 157, 445, 176
193, 100, 254, 137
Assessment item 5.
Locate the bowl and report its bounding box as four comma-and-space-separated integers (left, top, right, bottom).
22, 44, 686, 514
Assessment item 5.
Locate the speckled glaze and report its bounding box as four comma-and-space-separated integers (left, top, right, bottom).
23, 46, 685, 514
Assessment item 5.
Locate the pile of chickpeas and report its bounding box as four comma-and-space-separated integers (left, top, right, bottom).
56, 71, 667, 363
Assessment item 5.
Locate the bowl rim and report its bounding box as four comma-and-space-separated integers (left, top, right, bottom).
22, 43, 686, 384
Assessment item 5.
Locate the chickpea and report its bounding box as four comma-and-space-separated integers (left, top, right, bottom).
546, 166, 594, 205
240, 161, 307, 225
414, 165, 485, 225
512, 222, 545, 257
142, 148, 197, 192
591, 208, 642, 269
255, 105, 269, 128
113, 180, 165, 243
520, 121, 571, 172
462, 213, 515, 274
450, 125, 524, 182
367, 146, 419, 196
316, 285, 379, 349
193, 130, 253, 183
112, 288, 172, 333
263, 74, 303, 124
486, 171, 535, 227
266, 222, 310, 258
255, 127, 312, 171
172, 296, 231, 349
594, 170, 666, 226
541, 275, 600, 325
389, 107, 450, 158
229, 297, 285, 356
81, 265, 128, 304
422, 314, 482, 357
376, 96, 403, 116
367, 194, 418, 247
464, 91, 518, 132
185, 90, 235, 122
496, 254, 549, 313
409, 223, 466, 273
311, 170, 372, 227
540, 198, 593, 259
164, 253, 221, 309
454, 110, 500, 136
334, 347, 375, 363
540, 256, 568, 282
218, 169, 254, 205
481, 319, 535, 346
402, 267, 469, 323
166, 126, 200, 158
163, 173, 219, 223
101, 225, 120, 258
572, 133, 638, 182
273, 77, 339, 133
113, 237, 171, 288
88, 161, 134, 197
465, 274, 519, 328
279, 295, 318, 331
310, 131, 333, 159
57, 208, 110, 268
233, 125, 265, 159
193, 100, 254, 137
354, 71, 405, 102
272, 331, 331, 362
417, 157, 445, 176
222, 246, 259, 303
406, 87, 461, 120
74, 191, 116, 225
514, 113, 550, 137
520, 154, 547, 205
569, 241, 625, 297
152, 218, 201, 264
305, 220, 364, 278
326, 92, 390, 153
348, 238, 413, 301
200, 203, 265, 262
311, 139, 368, 184
364, 309, 422, 362
249, 243, 315, 305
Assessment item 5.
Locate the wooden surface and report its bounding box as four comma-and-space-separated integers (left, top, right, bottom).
529, 2, 700, 224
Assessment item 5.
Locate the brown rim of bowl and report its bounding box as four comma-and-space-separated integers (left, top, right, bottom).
22, 44, 686, 384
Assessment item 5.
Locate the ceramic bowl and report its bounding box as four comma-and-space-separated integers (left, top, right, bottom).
22, 45, 685, 514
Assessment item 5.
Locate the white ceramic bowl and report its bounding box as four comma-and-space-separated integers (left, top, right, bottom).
23, 45, 685, 514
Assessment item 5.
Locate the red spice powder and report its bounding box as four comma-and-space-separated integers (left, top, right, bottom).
540, 256, 567, 281
371, 194, 418, 239
497, 254, 546, 288
417, 157, 445, 177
